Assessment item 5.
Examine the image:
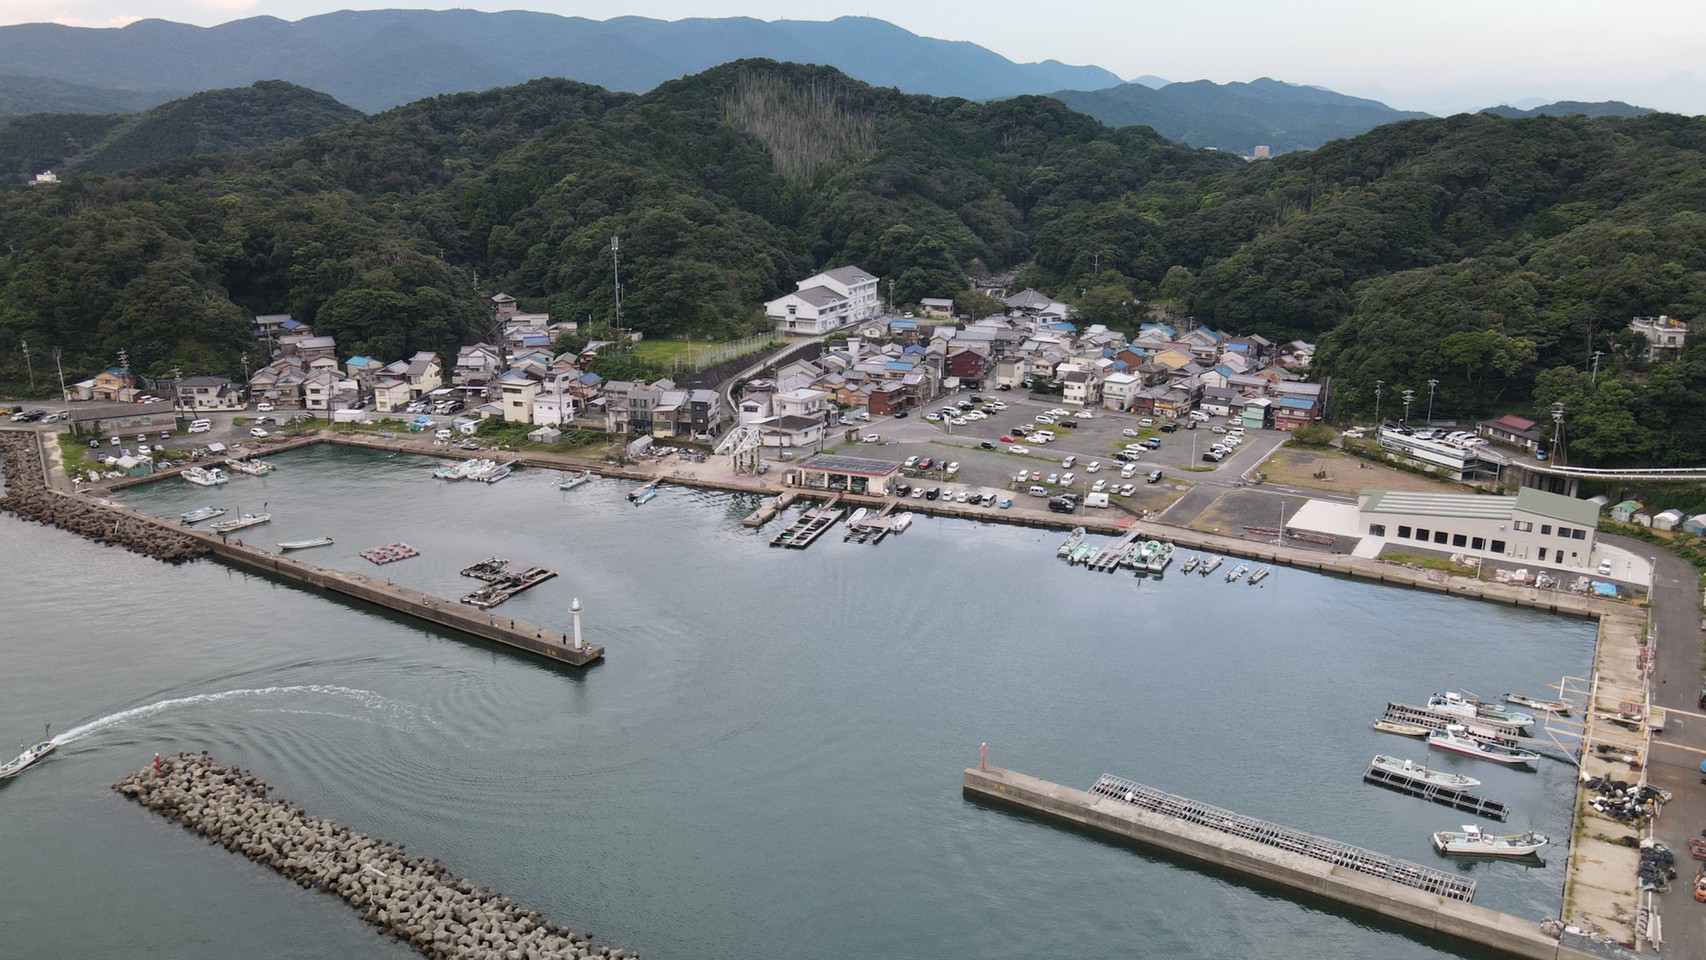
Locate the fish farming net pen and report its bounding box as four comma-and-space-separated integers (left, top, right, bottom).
1090, 774, 1477, 903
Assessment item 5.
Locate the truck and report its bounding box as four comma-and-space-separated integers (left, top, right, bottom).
1084, 492, 1110, 509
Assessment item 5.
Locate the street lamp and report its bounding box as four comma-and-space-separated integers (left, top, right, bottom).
1426, 379, 1438, 424
1373, 379, 1384, 424
1401, 388, 1415, 424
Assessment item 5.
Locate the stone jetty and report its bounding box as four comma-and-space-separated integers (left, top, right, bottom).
0, 431, 207, 563
115, 753, 634, 960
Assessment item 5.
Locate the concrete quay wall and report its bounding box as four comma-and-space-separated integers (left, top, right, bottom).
964, 765, 1603, 960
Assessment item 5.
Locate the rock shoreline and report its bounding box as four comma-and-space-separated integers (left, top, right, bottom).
114, 752, 629, 960
0, 431, 207, 564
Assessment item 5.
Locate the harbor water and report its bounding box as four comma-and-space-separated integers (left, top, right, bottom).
1, 445, 1596, 959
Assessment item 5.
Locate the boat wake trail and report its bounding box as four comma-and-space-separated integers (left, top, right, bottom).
52, 685, 432, 745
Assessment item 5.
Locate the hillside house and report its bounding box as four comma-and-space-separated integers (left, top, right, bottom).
175, 375, 242, 411
1630, 315, 1688, 362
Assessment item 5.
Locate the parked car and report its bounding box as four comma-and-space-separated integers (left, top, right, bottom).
1212, 425, 1226, 434
917, 457, 934, 470
979, 441, 996, 450
1075, 410, 1094, 419
1061, 455, 1077, 468
1147, 469, 1164, 483
1597, 559, 1614, 576
1144, 438, 1162, 449
1045, 473, 1059, 484
955, 491, 970, 502
924, 487, 941, 501
256, 402, 274, 412
1160, 422, 1179, 433
945, 462, 960, 474
1122, 427, 1139, 437
1138, 417, 1155, 426
904, 456, 920, 468
1061, 472, 1075, 485
1091, 479, 1107, 492
863, 434, 880, 443
250, 427, 269, 438
1008, 445, 1029, 454
1086, 461, 1101, 472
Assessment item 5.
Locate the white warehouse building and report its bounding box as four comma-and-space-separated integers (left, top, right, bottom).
1357, 487, 1601, 571
766, 266, 882, 336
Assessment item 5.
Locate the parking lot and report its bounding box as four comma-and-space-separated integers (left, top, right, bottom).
843, 387, 1289, 516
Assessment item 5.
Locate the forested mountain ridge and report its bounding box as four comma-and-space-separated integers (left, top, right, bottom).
0, 12, 1122, 113
0, 81, 362, 183
0, 63, 1701, 464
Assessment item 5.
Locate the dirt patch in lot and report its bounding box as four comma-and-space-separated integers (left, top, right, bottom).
1257, 446, 1456, 494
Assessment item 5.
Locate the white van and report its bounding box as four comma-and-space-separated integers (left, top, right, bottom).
188, 419, 212, 433
434, 428, 452, 441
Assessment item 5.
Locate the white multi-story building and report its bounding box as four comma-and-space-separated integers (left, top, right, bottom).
766, 266, 882, 336
1630, 315, 1688, 361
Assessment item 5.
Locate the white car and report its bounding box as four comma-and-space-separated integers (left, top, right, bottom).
1008, 445, 1029, 454
1061, 472, 1075, 485
1122, 427, 1138, 437
951, 417, 968, 425
1015, 470, 1030, 482
955, 491, 970, 502
256, 403, 274, 412
945, 462, 960, 474
990, 401, 1007, 410
863, 434, 880, 443
1032, 433, 1052, 443
1091, 479, 1106, 492
250, 427, 269, 438
1050, 408, 1070, 417
1120, 483, 1138, 496
1120, 464, 1138, 479
1045, 473, 1059, 484
1597, 559, 1614, 576
1211, 425, 1227, 434
1075, 410, 1094, 419
1086, 461, 1101, 473
905, 456, 920, 468
1138, 417, 1155, 426
1034, 414, 1055, 424
1125, 443, 1147, 452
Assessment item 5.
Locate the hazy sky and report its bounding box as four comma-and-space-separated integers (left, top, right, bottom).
2, 0, 1703, 115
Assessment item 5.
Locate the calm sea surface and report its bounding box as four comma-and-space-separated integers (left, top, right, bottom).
1, 445, 1594, 959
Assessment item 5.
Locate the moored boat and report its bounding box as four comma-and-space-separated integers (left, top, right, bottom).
207, 512, 272, 533
182, 466, 230, 487
1505, 692, 1570, 716
1181, 554, 1201, 573
1428, 691, 1534, 728
1057, 526, 1087, 557
1225, 562, 1249, 583
1427, 724, 1540, 766
1372, 719, 1431, 738
1372, 754, 1481, 788
558, 469, 593, 491
1249, 565, 1271, 584
846, 507, 868, 526
277, 537, 334, 551
1431, 825, 1548, 857
633, 487, 658, 505
893, 511, 914, 533
473, 465, 512, 484
0, 738, 55, 780
226, 458, 275, 476
1199, 556, 1223, 576
1145, 541, 1174, 574
180, 505, 227, 524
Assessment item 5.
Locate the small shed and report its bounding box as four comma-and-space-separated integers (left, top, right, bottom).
453, 416, 481, 435
1610, 500, 1643, 523
1653, 508, 1686, 532
527, 426, 561, 444
116, 454, 152, 477
1683, 514, 1706, 536
1634, 512, 1653, 527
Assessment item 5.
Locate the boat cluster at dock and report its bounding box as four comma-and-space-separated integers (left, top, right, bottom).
432, 457, 514, 484
456, 557, 557, 609
1053, 528, 1271, 584
1361, 688, 1575, 859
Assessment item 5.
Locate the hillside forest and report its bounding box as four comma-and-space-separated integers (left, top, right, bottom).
0, 61, 1702, 466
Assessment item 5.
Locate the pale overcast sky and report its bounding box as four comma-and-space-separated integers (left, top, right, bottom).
2, 0, 1702, 115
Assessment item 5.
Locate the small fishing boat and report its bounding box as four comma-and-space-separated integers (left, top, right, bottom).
1372, 719, 1431, 738
1145, 541, 1174, 575
893, 511, 915, 533
1372, 754, 1481, 789
633, 487, 658, 505
1248, 565, 1271, 584
1505, 693, 1570, 716
182, 466, 230, 487
0, 735, 55, 781
473, 465, 512, 484
558, 469, 593, 491
277, 537, 334, 551
1432, 825, 1548, 857
1180, 554, 1201, 574
180, 506, 227, 524
208, 512, 272, 533
846, 507, 869, 526
1225, 562, 1249, 583
1067, 542, 1097, 565
1199, 556, 1223, 576
1428, 691, 1535, 729
1057, 526, 1087, 557
226, 458, 275, 476
1427, 725, 1540, 766
432, 459, 472, 479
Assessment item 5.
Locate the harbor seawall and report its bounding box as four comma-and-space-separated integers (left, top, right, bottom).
964, 765, 1605, 960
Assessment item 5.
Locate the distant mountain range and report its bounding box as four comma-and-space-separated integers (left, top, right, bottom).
1047, 77, 1432, 154
0, 12, 1121, 115
1481, 101, 1655, 120
0, 81, 359, 182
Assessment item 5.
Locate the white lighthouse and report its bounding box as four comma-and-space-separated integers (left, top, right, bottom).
570, 598, 583, 650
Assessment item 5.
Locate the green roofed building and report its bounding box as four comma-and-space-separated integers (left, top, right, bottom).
1357, 487, 1601, 571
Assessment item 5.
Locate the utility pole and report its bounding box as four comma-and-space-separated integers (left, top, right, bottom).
887, 278, 894, 317
20, 339, 33, 389
53, 347, 66, 404
1401, 388, 1415, 424
610, 235, 623, 347
1373, 379, 1384, 424
1425, 379, 1438, 424
1552, 402, 1566, 464
1591, 351, 1604, 386
1093, 252, 1101, 276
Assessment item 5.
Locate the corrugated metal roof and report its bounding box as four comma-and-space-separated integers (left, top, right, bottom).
1515, 488, 1601, 527
1361, 490, 1516, 521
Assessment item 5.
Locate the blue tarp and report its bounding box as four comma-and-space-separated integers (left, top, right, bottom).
1592, 581, 1618, 596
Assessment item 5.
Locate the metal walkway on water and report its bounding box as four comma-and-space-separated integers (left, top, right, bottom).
1090, 773, 1477, 903
1361, 764, 1510, 820
1382, 702, 1525, 745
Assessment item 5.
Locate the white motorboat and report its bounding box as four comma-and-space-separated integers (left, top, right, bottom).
1372, 719, 1431, 738
558, 469, 592, 491
1225, 562, 1249, 583
846, 507, 869, 526
1145, 541, 1174, 575
1431, 825, 1548, 857
1248, 565, 1271, 584
0, 739, 55, 780
1427, 725, 1540, 766
893, 511, 914, 533
180, 505, 227, 524
277, 537, 334, 551
1372, 754, 1481, 788
208, 512, 272, 533
1505, 692, 1570, 716
1198, 556, 1223, 576
1428, 691, 1535, 728
182, 466, 229, 486
1181, 554, 1201, 573
226, 458, 275, 476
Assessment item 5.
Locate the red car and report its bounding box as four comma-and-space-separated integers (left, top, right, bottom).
1001, 435, 1014, 443
917, 458, 934, 470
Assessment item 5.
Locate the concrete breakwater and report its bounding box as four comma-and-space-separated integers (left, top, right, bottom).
0, 430, 208, 564
115, 753, 633, 960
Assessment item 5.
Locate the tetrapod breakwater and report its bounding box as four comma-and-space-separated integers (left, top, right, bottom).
114, 752, 636, 960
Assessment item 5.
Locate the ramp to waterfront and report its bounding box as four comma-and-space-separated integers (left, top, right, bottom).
964, 764, 1584, 960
